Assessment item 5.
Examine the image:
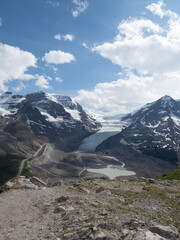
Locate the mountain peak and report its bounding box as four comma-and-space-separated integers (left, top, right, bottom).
4, 91, 12, 95
160, 95, 173, 102
156, 95, 178, 109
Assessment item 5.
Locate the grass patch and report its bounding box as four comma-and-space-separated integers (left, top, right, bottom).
107, 185, 180, 228
21, 161, 33, 178
0, 153, 24, 186
156, 168, 180, 180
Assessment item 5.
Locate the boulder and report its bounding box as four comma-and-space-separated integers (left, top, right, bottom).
30, 176, 47, 187
96, 186, 105, 194
149, 224, 179, 240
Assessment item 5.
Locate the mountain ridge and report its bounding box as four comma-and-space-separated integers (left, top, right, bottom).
0, 91, 101, 157
96, 95, 180, 166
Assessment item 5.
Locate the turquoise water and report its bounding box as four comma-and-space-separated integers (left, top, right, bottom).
87, 165, 136, 180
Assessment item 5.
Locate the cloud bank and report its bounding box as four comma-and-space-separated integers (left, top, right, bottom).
0, 43, 37, 91
76, 1, 180, 115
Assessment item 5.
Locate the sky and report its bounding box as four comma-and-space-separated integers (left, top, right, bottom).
0, 0, 180, 115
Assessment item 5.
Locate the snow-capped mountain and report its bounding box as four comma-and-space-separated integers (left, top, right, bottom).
26, 91, 100, 132
96, 95, 180, 165
0, 91, 100, 156
0, 91, 25, 117
119, 95, 180, 150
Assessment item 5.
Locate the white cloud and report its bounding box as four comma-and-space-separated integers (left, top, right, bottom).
54, 34, 61, 40
92, 2, 180, 76
35, 75, 51, 89
0, 43, 37, 91
72, 0, 88, 17
115, 18, 163, 40
146, 0, 178, 19
46, 1, 59, 7
0, 17, 3, 26
75, 70, 180, 115
13, 82, 26, 92
147, 0, 180, 41
63, 34, 74, 41
82, 42, 89, 49
55, 77, 63, 83
76, 1, 180, 115
146, 0, 165, 18
42, 50, 75, 64
54, 33, 74, 41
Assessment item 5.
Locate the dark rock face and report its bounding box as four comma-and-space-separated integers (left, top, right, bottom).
0, 91, 100, 156
120, 95, 180, 150
97, 96, 180, 165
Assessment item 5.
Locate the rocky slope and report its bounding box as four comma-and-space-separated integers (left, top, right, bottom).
0, 177, 179, 240
121, 95, 180, 151
0, 91, 100, 156
97, 96, 180, 165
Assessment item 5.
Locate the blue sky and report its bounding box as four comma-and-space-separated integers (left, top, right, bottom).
0, 0, 180, 114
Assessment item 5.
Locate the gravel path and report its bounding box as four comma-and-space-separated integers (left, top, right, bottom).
0, 178, 179, 240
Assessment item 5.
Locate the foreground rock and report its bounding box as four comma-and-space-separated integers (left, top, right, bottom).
0, 178, 179, 240
149, 225, 179, 240
1, 176, 47, 191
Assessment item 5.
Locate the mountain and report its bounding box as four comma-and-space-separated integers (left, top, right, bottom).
97, 95, 180, 165
0, 91, 100, 157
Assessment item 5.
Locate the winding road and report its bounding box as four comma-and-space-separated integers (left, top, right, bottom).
16, 143, 47, 178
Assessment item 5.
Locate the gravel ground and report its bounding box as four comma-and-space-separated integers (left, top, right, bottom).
0, 178, 179, 240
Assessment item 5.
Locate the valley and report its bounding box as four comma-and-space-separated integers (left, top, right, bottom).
0, 92, 179, 185
0, 91, 180, 240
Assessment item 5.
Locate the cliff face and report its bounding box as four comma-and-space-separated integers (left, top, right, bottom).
0, 91, 100, 157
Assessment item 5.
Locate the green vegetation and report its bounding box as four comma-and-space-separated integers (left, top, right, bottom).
106, 182, 180, 229
156, 168, 180, 180
0, 153, 23, 186
140, 147, 179, 165
21, 161, 33, 178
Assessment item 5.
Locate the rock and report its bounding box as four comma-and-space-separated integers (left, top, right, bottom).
52, 181, 62, 187
77, 227, 90, 238
118, 196, 125, 203
90, 202, 99, 208
148, 178, 156, 184
30, 177, 47, 187
96, 186, 105, 194
94, 231, 106, 239
78, 187, 90, 194
99, 190, 112, 197
62, 232, 79, 240
2, 177, 39, 191
66, 206, 74, 211
134, 229, 166, 240
100, 210, 108, 216
53, 207, 66, 215
25, 183, 39, 190
2, 181, 14, 190
139, 177, 147, 181
73, 183, 80, 187
55, 196, 69, 203
149, 224, 179, 239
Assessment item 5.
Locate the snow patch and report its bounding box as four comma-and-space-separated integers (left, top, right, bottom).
37, 107, 63, 127
64, 108, 81, 121
0, 92, 25, 117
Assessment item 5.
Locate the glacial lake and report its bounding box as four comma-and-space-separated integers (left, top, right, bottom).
87, 165, 136, 180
